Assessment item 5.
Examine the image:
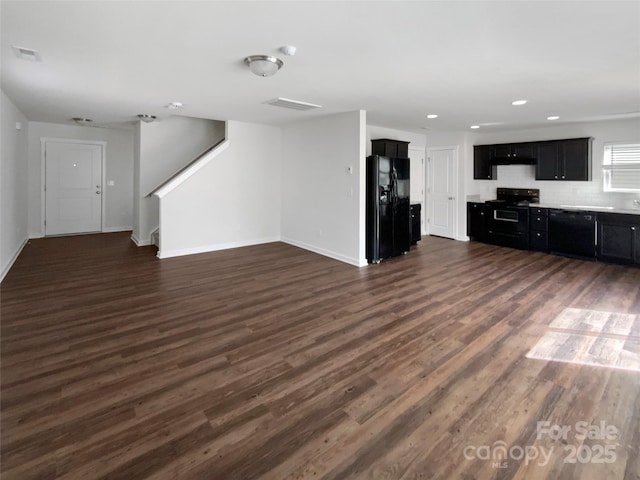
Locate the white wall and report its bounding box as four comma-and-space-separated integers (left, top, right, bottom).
281, 111, 366, 266
1, 91, 29, 280
158, 120, 281, 257
467, 118, 640, 209
27, 121, 135, 237
133, 116, 225, 244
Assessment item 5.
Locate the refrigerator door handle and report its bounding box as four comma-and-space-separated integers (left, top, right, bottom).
391, 169, 398, 209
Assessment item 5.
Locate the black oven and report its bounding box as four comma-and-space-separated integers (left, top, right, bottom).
483, 189, 539, 250
486, 205, 530, 249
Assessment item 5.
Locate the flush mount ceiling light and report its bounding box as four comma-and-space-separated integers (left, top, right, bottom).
470, 125, 480, 129
244, 55, 284, 77
512, 99, 528, 106
426, 114, 438, 119
138, 114, 156, 123
166, 102, 183, 110
547, 116, 560, 120
72, 117, 92, 126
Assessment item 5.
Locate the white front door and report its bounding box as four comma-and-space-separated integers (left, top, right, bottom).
409, 146, 426, 234
45, 141, 103, 235
427, 146, 457, 239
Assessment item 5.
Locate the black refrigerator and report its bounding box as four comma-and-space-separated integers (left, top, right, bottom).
366, 155, 411, 263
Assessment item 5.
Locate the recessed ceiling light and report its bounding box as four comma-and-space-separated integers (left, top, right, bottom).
512, 100, 527, 106
166, 102, 183, 109
470, 125, 480, 129
547, 116, 560, 120
426, 114, 438, 119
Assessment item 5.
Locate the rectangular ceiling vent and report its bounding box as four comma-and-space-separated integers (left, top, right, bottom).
12, 45, 41, 61
264, 97, 322, 111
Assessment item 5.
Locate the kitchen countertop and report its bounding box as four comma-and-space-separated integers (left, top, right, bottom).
529, 203, 640, 215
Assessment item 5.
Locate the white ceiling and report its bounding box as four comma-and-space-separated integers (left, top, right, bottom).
2, 1, 639, 134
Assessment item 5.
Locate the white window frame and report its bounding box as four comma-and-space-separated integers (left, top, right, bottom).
602, 142, 640, 192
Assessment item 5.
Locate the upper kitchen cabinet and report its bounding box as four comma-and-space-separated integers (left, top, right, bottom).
535, 138, 592, 181
371, 139, 410, 159
473, 145, 496, 180
490, 143, 535, 163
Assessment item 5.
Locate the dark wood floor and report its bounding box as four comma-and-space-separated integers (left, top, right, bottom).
1, 233, 639, 480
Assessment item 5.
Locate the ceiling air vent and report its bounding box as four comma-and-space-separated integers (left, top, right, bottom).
264, 97, 322, 111
12, 46, 41, 61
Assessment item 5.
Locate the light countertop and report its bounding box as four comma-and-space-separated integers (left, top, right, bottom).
530, 203, 640, 216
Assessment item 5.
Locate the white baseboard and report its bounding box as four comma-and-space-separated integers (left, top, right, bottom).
1, 236, 28, 282
130, 233, 152, 246
280, 237, 366, 267
157, 236, 281, 259
103, 226, 132, 233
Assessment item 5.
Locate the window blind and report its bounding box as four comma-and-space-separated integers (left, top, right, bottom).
603, 143, 640, 191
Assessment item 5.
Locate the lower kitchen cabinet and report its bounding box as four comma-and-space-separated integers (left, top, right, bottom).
467, 202, 486, 241
530, 207, 549, 252
410, 203, 421, 244
597, 213, 640, 266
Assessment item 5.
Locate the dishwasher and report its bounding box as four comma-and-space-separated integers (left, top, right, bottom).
548, 209, 596, 259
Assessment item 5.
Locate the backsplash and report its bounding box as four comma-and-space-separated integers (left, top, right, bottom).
472, 165, 640, 210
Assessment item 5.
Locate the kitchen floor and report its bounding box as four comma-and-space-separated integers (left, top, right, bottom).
1, 233, 639, 479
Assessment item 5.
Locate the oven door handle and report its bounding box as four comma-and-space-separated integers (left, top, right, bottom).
493, 211, 519, 222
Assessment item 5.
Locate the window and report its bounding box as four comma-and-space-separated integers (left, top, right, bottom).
603, 142, 640, 192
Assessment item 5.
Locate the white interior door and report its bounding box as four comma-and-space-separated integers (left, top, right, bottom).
409, 146, 426, 234
427, 146, 457, 239
45, 141, 103, 235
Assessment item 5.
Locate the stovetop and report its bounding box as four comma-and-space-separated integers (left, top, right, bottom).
485, 188, 539, 207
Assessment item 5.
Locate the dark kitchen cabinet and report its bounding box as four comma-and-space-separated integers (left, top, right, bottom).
529, 207, 549, 252
371, 139, 410, 159
473, 145, 496, 180
490, 143, 535, 161
410, 204, 421, 244
467, 202, 487, 241
535, 138, 591, 181
597, 213, 640, 266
